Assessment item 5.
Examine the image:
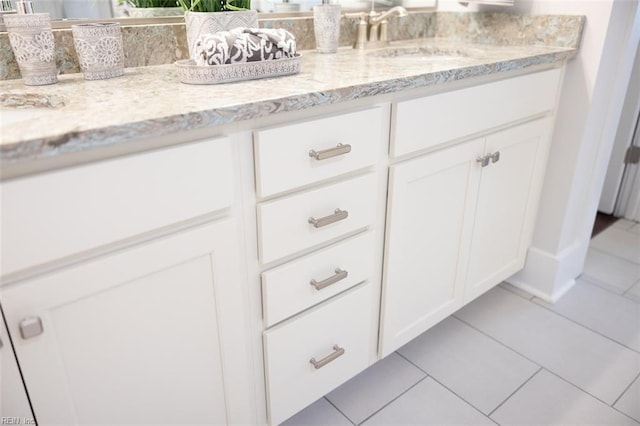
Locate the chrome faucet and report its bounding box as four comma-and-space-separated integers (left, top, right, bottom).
347, 6, 408, 49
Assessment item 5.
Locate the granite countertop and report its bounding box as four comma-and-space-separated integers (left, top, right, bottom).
0, 38, 577, 170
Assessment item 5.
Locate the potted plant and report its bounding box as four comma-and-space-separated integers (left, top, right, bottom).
125, 0, 184, 17
179, 0, 257, 58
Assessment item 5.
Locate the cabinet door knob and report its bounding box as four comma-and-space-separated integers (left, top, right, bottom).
476, 155, 491, 167
310, 268, 348, 290
491, 151, 501, 163
19, 316, 44, 340
308, 208, 349, 228
0, 336, 3, 349
310, 345, 345, 369
309, 143, 352, 161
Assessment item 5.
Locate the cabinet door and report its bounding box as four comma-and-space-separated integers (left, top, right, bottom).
379, 140, 483, 357
464, 118, 552, 303
0, 314, 35, 424
1, 219, 253, 425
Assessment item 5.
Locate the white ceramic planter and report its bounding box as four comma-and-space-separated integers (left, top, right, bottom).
184, 10, 258, 59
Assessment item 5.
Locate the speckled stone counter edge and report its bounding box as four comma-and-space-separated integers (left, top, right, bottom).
1, 11, 584, 81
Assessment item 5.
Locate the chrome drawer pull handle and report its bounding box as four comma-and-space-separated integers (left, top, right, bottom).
310, 345, 345, 369
476, 155, 490, 168
308, 208, 348, 228
491, 151, 501, 163
309, 143, 352, 161
310, 268, 348, 290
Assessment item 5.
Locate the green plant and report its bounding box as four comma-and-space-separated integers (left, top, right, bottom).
178, 0, 250, 12
125, 0, 179, 7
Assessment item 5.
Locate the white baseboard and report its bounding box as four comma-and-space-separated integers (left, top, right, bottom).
506, 241, 586, 303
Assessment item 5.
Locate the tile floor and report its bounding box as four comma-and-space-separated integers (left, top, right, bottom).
283, 219, 640, 425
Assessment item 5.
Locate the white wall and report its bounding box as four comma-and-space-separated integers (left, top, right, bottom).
437, 0, 640, 301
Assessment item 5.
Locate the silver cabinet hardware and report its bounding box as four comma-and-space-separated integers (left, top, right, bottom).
310, 268, 348, 290
309, 345, 345, 369
0, 336, 3, 349
491, 151, 501, 163
476, 155, 491, 167
309, 143, 352, 161
308, 208, 349, 228
19, 316, 43, 340
624, 145, 640, 164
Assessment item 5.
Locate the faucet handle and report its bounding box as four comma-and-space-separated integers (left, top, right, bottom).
345, 11, 366, 20
347, 11, 368, 48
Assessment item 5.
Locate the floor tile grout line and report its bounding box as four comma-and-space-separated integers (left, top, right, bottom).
589, 243, 640, 265
423, 372, 500, 425
487, 366, 543, 418
529, 292, 640, 355
622, 277, 640, 298
394, 351, 499, 425
611, 371, 640, 407
499, 282, 536, 301
451, 313, 630, 407
578, 273, 637, 298
542, 368, 640, 423
322, 396, 356, 426
353, 374, 430, 426
588, 243, 640, 266
452, 313, 544, 369
577, 276, 640, 301
395, 350, 429, 375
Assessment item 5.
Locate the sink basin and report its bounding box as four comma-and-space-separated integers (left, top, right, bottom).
0, 93, 65, 128
1, 108, 51, 127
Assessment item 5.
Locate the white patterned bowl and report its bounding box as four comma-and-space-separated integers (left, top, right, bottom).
175, 54, 301, 85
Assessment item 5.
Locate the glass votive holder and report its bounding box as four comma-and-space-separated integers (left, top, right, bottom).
313, 3, 342, 54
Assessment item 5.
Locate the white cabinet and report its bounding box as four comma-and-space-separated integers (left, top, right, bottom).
1, 219, 254, 425
0, 65, 565, 426
381, 115, 554, 356
0, 136, 255, 425
391, 69, 560, 157
464, 118, 552, 303
1, 138, 233, 277
379, 140, 482, 356
257, 173, 378, 265
262, 231, 375, 327
254, 108, 384, 198
254, 108, 387, 425
0, 316, 35, 424
264, 284, 373, 425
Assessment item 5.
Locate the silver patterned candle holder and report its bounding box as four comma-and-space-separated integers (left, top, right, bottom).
3, 13, 58, 86
313, 3, 341, 54
71, 23, 124, 80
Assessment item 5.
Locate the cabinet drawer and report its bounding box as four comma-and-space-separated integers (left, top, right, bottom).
392, 68, 561, 157
264, 284, 372, 425
1, 138, 233, 276
254, 108, 385, 198
257, 173, 377, 265
262, 231, 375, 327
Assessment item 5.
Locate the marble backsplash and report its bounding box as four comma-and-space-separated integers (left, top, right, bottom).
0, 11, 584, 80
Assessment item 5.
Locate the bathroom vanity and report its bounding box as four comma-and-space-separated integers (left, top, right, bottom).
0, 20, 582, 425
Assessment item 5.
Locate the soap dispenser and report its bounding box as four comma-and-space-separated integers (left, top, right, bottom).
313, 0, 342, 53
